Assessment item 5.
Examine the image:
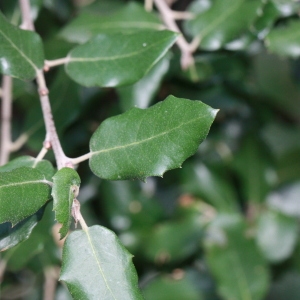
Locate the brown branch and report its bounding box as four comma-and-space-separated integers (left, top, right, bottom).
19, 0, 72, 169
43, 266, 60, 300
19, 0, 35, 30
153, 0, 196, 70
0, 76, 13, 166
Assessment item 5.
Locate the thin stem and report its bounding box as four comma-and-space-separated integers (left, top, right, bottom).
0, 257, 7, 284
0, 76, 13, 166
71, 152, 93, 165
35, 70, 71, 169
153, 0, 195, 69
19, 0, 35, 30
44, 57, 70, 70
145, 0, 153, 11
10, 132, 29, 152
43, 267, 59, 300
171, 11, 194, 20
18, 0, 72, 169
33, 146, 48, 167
72, 199, 88, 231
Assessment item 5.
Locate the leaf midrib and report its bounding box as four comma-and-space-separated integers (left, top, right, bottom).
91, 113, 210, 156
228, 248, 253, 300
84, 228, 117, 300
68, 35, 174, 63
0, 28, 39, 72
78, 21, 163, 30
0, 179, 49, 189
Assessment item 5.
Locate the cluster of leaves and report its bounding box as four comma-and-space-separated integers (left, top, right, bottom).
1, 0, 300, 299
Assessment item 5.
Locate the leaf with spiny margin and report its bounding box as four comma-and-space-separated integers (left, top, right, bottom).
184, 0, 262, 50
59, 2, 163, 44
89, 96, 217, 181
52, 168, 81, 239
0, 167, 51, 226
0, 12, 44, 80
60, 225, 144, 300
265, 20, 300, 58
0, 156, 55, 181
0, 205, 45, 252
65, 30, 178, 87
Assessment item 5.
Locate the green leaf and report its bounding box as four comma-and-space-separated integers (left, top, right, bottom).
232, 136, 276, 203
252, 1, 279, 39
256, 209, 298, 263
0, 155, 55, 181
184, 0, 262, 50
143, 271, 203, 300
117, 55, 170, 112
271, 0, 300, 16
52, 168, 81, 239
59, 2, 163, 44
0, 11, 44, 80
65, 30, 178, 87
143, 211, 203, 264
60, 225, 144, 300
182, 162, 238, 212
205, 214, 270, 300
89, 96, 217, 180
0, 167, 51, 225
266, 20, 300, 58
0, 206, 44, 252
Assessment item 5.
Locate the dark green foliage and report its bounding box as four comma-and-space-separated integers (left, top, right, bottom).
1, 0, 300, 299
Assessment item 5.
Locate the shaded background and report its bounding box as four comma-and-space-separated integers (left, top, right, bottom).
1, 0, 300, 299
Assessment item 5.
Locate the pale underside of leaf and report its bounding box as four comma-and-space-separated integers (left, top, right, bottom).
60, 226, 143, 300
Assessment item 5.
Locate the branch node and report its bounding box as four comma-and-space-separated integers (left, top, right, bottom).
43, 140, 52, 149
65, 161, 74, 169
39, 88, 49, 96
43, 65, 50, 72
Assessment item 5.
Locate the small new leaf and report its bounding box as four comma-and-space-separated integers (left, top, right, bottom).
52, 168, 81, 239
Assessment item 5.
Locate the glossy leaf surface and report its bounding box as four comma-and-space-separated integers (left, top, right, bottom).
185, 0, 262, 50
0, 156, 55, 181
65, 30, 178, 87
0, 206, 44, 252
266, 20, 300, 58
0, 167, 51, 225
0, 12, 44, 80
118, 55, 170, 111
52, 168, 81, 239
59, 2, 163, 44
60, 225, 144, 300
89, 96, 217, 180
205, 214, 269, 300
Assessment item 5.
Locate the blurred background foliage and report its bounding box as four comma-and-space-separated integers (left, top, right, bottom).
1, 0, 300, 299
